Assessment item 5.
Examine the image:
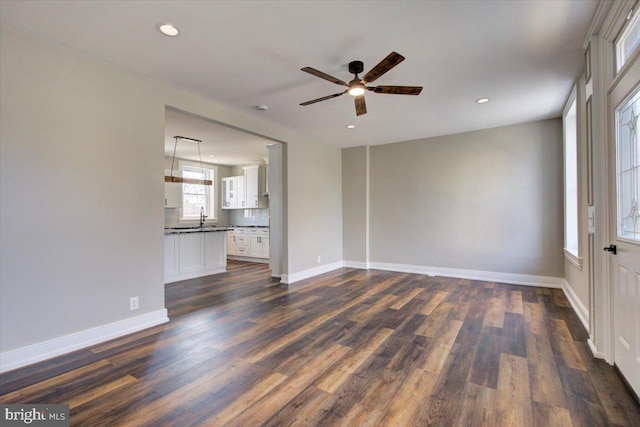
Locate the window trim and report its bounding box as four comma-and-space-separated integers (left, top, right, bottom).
563, 85, 581, 269
178, 160, 218, 224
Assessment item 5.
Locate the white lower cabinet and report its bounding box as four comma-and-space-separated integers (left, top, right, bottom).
226, 231, 237, 255
260, 237, 270, 258
227, 227, 269, 260
164, 234, 179, 279
249, 229, 269, 258
204, 232, 226, 269
164, 231, 227, 283
179, 232, 204, 274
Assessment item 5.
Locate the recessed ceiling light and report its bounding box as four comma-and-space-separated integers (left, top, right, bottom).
346, 124, 356, 129
476, 98, 491, 104
157, 23, 180, 37
208, 155, 215, 158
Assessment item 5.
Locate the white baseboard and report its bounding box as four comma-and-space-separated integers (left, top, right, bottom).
343, 260, 370, 269
365, 261, 564, 288
0, 309, 169, 373
280, 261, 345, 285
562, 279, 590, 332
588, 338, 605, 360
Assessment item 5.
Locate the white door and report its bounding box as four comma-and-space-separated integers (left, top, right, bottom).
608, 53, 640, 396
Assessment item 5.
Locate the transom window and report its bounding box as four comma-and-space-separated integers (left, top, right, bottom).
616, 5, 640, 72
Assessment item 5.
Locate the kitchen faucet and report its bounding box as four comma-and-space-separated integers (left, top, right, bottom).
200, 206, 207, 227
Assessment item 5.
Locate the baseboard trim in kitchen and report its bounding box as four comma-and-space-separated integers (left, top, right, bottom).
280, 261, 345, 285
0, 309, 169, 373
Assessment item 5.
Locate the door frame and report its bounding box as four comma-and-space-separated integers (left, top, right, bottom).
588, 0, 637, 364
164, 105, 289, 280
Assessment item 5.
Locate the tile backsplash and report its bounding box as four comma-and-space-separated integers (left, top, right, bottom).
164, 207, 268, 227
228, 209, 269, 226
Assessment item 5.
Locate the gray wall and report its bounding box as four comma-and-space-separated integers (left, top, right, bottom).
0, 28, 343, 355
361, 119, 564, 277
342, 146, 368, 263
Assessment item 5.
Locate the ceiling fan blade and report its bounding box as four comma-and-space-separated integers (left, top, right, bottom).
355, 95, 367, 116
301, 67, 348, 86
362, 52, 405, 83
370, 86, 423, 95
300, 90, 347, 106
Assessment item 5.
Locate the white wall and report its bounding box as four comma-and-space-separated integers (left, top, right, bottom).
347, 119, 565, 279
0, 29, 342, 358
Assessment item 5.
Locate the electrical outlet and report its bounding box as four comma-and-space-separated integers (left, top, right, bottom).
130, 296, 139, 311
317, 255, 321, 264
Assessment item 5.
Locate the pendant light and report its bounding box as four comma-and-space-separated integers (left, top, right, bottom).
164, 136, 213, 186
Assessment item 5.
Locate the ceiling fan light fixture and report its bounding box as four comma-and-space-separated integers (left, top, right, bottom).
348, 81, 366, 97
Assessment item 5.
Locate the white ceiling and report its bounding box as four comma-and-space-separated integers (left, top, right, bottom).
164, 108, 272, 165
0, 0, 598, 148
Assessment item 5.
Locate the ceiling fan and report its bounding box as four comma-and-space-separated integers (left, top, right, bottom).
300, 52, 422, 116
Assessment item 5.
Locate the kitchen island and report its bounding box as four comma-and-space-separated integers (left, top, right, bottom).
164, 227, 232, 283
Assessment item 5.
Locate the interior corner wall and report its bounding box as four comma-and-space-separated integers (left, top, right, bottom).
342, 146, 368, 264
287, 140, 343, 272
0, 28, 343, 358
368, 119, 565, 278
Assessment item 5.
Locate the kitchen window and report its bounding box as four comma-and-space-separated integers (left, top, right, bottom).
180, 162, 217, 222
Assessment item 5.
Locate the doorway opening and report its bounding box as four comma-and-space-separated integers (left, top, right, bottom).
162, 106, 287, 283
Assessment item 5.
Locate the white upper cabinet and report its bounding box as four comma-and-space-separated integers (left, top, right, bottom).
243, 165, 267, 209
164, 169, 182, 208
222, 165, 267, 209
222, 175, 245, 209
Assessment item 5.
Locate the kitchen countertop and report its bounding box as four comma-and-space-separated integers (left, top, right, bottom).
164, 227, 233, 235
164, 225, 269, 235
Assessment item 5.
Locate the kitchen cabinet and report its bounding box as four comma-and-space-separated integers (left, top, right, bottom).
164, 234, 179, 278
228, 228, 269, 259
227, 228, 249, 256
204, 232, 226, 270
243, 165, 267, 209
164, 170, 182, 208
179, 232, 204, 274
222, 165, 267, 210
222, 176, 245, 209
164, 230, 227, 283
226, 231, 237, 255
235, 232, 248, 256
248, 228, 269, 258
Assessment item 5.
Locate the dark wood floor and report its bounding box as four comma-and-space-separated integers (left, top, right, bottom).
1, 260, 639, 426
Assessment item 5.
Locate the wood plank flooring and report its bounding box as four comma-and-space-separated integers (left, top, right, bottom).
1, 260, 639, 426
